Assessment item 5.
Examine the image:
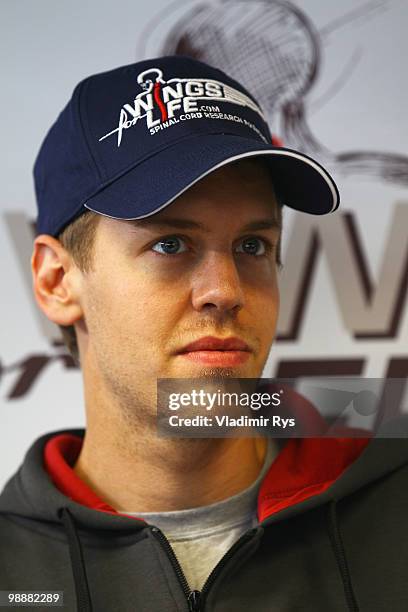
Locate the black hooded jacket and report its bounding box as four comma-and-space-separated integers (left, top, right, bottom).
1, 426, 408, 612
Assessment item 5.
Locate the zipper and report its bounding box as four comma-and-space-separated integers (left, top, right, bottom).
198, 527, 260, 603
150, 526, 191, 605
150, 525, 260, 611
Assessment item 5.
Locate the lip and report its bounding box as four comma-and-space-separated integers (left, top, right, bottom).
177, 336, 252, 366
179, 336, 251, 353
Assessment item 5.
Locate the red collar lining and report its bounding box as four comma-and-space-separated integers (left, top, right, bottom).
44, 432, 370, 523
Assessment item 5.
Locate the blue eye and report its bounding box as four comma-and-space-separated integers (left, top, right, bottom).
151, 236, 188, 255
236, 237, 268, 256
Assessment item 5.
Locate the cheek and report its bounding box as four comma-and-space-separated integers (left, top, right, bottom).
253, 283, 280, 333
83, 269, 187, 353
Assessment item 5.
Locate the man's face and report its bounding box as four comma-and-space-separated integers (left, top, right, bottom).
78, 160, 281, 414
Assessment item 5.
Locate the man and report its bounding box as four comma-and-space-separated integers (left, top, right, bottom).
0, 56, 407, 612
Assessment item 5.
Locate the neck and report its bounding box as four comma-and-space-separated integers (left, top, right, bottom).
74, 416, 268, 512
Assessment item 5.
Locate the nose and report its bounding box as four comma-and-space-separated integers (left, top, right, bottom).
191, 251, 245, 315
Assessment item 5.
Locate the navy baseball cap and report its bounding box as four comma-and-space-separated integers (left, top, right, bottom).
34, 56, 339, 237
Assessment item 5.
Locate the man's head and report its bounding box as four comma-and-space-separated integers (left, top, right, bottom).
31, 55, 338, 423
32, 158, 282, 427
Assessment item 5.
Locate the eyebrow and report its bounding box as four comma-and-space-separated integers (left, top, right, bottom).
130, 217, 281, 232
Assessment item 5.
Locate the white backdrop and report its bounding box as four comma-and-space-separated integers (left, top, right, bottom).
1, 0, 407, 490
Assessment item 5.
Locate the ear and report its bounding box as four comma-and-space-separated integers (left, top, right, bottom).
31, 234, 84, 326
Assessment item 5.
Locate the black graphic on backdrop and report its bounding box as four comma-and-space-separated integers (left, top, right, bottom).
140, 0, 407, 187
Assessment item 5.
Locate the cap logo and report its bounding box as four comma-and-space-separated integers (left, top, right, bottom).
98, 67, 267, 147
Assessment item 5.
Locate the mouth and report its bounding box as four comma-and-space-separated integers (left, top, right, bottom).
177, 336, 252, 366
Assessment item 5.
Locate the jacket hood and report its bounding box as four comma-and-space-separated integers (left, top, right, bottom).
0, 428, 145, 533
1, 420, 408, 531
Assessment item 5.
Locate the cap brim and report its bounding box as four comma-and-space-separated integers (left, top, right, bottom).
84, 133, 339, 220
